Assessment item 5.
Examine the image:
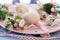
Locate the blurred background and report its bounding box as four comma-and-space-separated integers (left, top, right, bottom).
0, 0, 60, 4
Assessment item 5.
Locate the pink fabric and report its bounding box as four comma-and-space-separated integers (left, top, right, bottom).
24, 21, 50, 37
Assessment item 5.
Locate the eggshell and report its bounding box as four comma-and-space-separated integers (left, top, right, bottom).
23, 10, 40, 24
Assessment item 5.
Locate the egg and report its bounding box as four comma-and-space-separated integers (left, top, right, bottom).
16, 4, 29, 13
22, 10, 40, 24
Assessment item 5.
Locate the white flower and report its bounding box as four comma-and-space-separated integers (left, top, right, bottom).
46, 15, 53, 21
19, 19, 25, 27
51, 8, 55, 12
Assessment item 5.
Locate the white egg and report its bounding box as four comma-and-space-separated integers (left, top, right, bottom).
22, 10, 40, 24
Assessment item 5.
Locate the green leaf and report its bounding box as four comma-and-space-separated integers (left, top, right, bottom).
0, 7, 8, 20
8, 18, 15, 25
15, 16, 22, 20
5, 24, 11, 29
43, 3, 52, 14
0, 11, 6, 20
57, 11, 60, 14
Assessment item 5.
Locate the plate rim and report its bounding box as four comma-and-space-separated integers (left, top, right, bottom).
0, 24, 60, 35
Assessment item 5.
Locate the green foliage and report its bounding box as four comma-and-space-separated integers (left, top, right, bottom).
43, 3, 52, 14
0, 5, 8, 20
15, 16, 22, 20
8, 18, 15, 25
0, 11, 7, 20
5, 24, 11, 29
57, 11, 60, 14
8, 18, 15, 29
